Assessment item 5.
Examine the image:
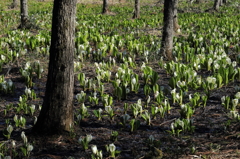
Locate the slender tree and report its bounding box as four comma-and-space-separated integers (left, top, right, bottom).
133, 0, 140, 19
219, 0, 223, 6
11, 0, 18, 8
160, 0, 177, 60
20, 0, 28, 28
102, 0, 109, 14
173, 0, 180, 33
213, 0, 220, 10
33, 0, 77, 134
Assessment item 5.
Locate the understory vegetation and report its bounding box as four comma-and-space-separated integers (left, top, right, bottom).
0, 0, 240, 158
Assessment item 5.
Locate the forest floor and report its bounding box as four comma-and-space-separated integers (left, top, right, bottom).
1, 0, 240, 159
1, 60, 240, 159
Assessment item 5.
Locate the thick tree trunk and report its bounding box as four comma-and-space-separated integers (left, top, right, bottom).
20, 0, 28, 28
102, 0, 109, 14
133, 0, 140, 19
214, 0, 220, 10
160, 0, 175, 60
173, 0, 179, 33
33, 0, 77, 134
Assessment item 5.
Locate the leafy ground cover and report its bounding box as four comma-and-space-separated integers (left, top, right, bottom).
0, 0, 240, 158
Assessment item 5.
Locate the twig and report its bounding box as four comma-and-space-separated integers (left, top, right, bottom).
159, 118, 176, 126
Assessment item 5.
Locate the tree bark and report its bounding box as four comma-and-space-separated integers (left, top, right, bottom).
160, 0, 175, 60
133, 0, 140, 19
213, 0, 220, 10
20, 0, 28, 28
11, 0, 18, 8
173, 0, 179, 33
219, 0, 223, 6
33, 0, 77, 134
102, 0, 109, 14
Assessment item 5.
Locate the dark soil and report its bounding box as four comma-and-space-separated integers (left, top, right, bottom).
1, 59, 240, 159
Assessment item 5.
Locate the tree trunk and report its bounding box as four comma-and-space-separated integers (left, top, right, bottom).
160, 0, 175, 60
133, 0, 140, 19
222, 0, 227, 4
173, 0, 180, 33
213, 0, 220, 10
102, 0, 109, 14
20, 0, 28, 28
11, 0, 18, 8
219, 0, 223, 6
33, 0, 77, 134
